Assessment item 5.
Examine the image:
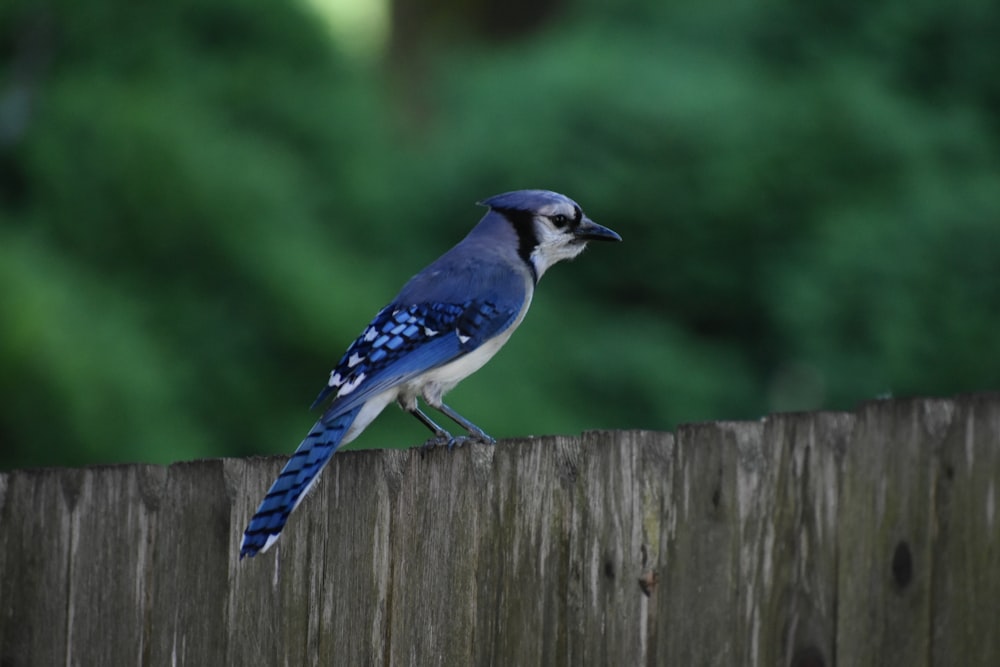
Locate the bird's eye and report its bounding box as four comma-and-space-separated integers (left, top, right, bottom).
550, 214, 569, 228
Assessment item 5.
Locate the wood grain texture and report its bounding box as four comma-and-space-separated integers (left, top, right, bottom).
1, 395, 998, 666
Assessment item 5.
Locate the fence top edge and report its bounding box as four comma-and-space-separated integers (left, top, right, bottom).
4, 393, 998, 475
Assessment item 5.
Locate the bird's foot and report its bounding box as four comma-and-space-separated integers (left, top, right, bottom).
465, 429, 496, 446
447, 435, 469, 450
421, 433, 454, 450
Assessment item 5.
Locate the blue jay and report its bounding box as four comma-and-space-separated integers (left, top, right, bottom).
240, 189, 621, 558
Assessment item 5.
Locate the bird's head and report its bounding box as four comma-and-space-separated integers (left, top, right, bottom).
480, 189, 622, 280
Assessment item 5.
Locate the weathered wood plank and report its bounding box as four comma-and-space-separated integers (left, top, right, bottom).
1, 395, 998, 666
654, 420, 751, 666
65, 464, 163, 666
931, 393, 1000, 665
0, 468, 75, 666
564, 430, 669, 667
747, 411, 851, 667
837, 398, 954, 667
148, 460, 231, 666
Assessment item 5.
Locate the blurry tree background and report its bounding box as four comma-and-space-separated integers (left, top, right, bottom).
1, 0, 998, 469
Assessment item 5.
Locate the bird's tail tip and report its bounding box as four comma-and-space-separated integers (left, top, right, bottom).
239, 530, 280, 560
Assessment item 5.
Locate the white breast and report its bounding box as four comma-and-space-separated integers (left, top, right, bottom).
401, 290, 533, 408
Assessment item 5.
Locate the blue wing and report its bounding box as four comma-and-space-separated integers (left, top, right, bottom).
311, 299, 519, 421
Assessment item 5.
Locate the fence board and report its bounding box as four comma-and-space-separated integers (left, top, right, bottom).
656, 421, 746, 665
742, 411, 852, 667
931, 394, 1000, 666
0, 468, 74, 666
1, 395, 998, 666
837, 398, 953, 667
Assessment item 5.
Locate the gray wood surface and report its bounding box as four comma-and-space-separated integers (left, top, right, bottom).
1, 395, 998, 666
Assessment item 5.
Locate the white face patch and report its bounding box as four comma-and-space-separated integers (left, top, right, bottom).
529, 216, 587, 279
534, 200, 577, 218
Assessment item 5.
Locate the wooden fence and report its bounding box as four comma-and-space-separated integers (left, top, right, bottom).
1, 394, 998, 666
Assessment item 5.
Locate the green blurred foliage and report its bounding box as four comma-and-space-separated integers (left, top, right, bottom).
1, 0, 998, 469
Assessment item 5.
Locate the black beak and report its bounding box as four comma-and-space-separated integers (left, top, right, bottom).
574, 217, 622, 242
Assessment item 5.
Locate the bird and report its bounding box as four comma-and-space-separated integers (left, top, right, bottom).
239, 189, 621, 558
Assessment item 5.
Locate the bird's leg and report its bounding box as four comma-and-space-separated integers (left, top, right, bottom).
404, 403, 458, 449
433, 402, 496, 445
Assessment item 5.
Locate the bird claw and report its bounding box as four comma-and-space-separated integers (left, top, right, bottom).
466, 429, 496, 446
421, 434, 453, 450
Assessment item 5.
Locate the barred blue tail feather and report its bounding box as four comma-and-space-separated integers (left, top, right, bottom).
239, 406, 362, 559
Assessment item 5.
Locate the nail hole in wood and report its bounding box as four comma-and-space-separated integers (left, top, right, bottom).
892, 540, 913, 588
